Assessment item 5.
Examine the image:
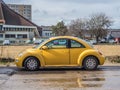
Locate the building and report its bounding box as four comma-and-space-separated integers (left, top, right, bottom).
41, 26, 54, 38
7, 4, 32, 21
0, 0, 41, 44
108, 29, 120, 43
0, 25, 38, 44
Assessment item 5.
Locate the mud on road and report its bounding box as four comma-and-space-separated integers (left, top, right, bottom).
0, 66, 120, 90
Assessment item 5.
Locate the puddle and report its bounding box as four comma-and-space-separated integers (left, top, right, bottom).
81, 78, 105, 81
1, 66, 120, 90
0, 68, 16, 76
23, 79, 41, 83
22, 77, 105, 88
81, 83, 103, 87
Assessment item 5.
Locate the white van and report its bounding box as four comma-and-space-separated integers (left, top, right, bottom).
3, 40, 10, 45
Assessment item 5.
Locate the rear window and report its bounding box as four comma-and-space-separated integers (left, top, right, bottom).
70, 40, 85, 48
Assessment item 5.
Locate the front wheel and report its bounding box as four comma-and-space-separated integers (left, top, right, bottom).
24, 57, 40, 71
83, 56, 98, 70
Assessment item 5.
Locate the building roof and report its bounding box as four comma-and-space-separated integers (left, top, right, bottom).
111, 31, 120, 38
41, 26, 52, 31
0, 0, 41, 37
109, 29, 120, 38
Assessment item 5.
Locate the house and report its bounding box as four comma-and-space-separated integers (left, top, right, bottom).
41, 26, 54, 38
0, 0, 41, 44
108, 29, 120, 43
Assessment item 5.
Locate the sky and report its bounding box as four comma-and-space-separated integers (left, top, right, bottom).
3, 0, 120, 29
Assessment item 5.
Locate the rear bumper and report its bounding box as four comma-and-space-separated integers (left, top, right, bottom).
99, 55, 105, 65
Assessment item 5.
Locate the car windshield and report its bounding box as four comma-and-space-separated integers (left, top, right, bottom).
33, 39, 49, 49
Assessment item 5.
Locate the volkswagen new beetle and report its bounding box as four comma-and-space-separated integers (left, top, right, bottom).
15, 36, 105, 71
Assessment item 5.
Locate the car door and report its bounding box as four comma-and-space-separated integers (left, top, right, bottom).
69, 39, 87, 65
42, 39, 70, 66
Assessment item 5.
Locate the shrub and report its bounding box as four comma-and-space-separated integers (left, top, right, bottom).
105, 56, 120, 63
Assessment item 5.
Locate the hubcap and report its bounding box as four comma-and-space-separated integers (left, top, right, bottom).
27, 59, 38, 70
86, 58, 96, 69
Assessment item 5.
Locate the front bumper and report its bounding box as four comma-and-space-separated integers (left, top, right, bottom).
15, 57, 23, 68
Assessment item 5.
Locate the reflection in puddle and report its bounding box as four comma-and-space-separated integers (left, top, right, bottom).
81, 78, 105, 81
77, 77, 105, 88
81, 84, 103, 87
23, 77, 105, 88
20, 70, 106, 89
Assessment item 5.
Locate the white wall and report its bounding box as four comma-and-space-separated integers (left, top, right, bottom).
42, 30, 53, 38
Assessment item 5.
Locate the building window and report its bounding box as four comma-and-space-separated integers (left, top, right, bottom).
23, 34, 27, 38
0, 25, 3, 30
45, 33, 52, 36
11, 41, 16, 43
5, 34, 15, 38
45, 33, 48, 36
0, 34, 3, 38
5, 28, 8, 31
11, 34, 15, 38
17, 34, 27, 39
6, 34, 10, 38
50, 33, 52, 36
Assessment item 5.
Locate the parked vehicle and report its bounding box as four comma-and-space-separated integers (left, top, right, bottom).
15, 36, 105, 71
109, 39, 117, 44
99, 39, 107, 43
89, 40, 97, 45
3, 40, 10, 45
34, 40, 44, 45
25, 40, 33, 44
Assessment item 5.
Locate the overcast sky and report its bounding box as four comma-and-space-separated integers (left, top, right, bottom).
3, 0, 120, 28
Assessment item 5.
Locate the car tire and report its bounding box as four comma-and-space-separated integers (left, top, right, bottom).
24, 57, 40, 71
83, 56, 98, 70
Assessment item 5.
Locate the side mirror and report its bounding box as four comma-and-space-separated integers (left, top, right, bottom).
42, 46, 48, 50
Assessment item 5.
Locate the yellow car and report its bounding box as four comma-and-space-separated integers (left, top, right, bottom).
15, 36, 105, 71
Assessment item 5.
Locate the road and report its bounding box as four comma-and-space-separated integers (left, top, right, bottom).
0, 66, 120, 90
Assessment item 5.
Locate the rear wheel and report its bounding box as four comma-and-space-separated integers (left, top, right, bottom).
83, 56, 98, 70
24, 57, 40, 71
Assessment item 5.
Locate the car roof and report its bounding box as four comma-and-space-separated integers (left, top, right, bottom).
49, 36, 85, 42
50, 36, 80, 40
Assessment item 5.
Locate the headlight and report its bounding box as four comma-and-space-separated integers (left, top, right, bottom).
18, 53, 23, 57
18, 50, 27, 57
18, 51, 26, 57
15, 59, 19, 62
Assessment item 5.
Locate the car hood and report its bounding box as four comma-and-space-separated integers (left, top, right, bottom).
25, 48, 37, 52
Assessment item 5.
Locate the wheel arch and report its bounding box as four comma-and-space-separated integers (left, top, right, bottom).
82, 55, 100, 66
77, 49, 101, 66
22, 56, 40, 67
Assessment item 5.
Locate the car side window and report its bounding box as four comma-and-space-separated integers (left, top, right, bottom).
45, 39, 67, 49
71, 40, 85, 48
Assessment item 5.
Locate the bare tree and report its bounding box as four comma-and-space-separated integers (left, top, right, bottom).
68, 19, 87, 38
87, 13, 112, 42
51, 21, 68, 36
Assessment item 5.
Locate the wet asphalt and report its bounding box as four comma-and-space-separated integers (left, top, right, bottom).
0, 66, 120, 90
